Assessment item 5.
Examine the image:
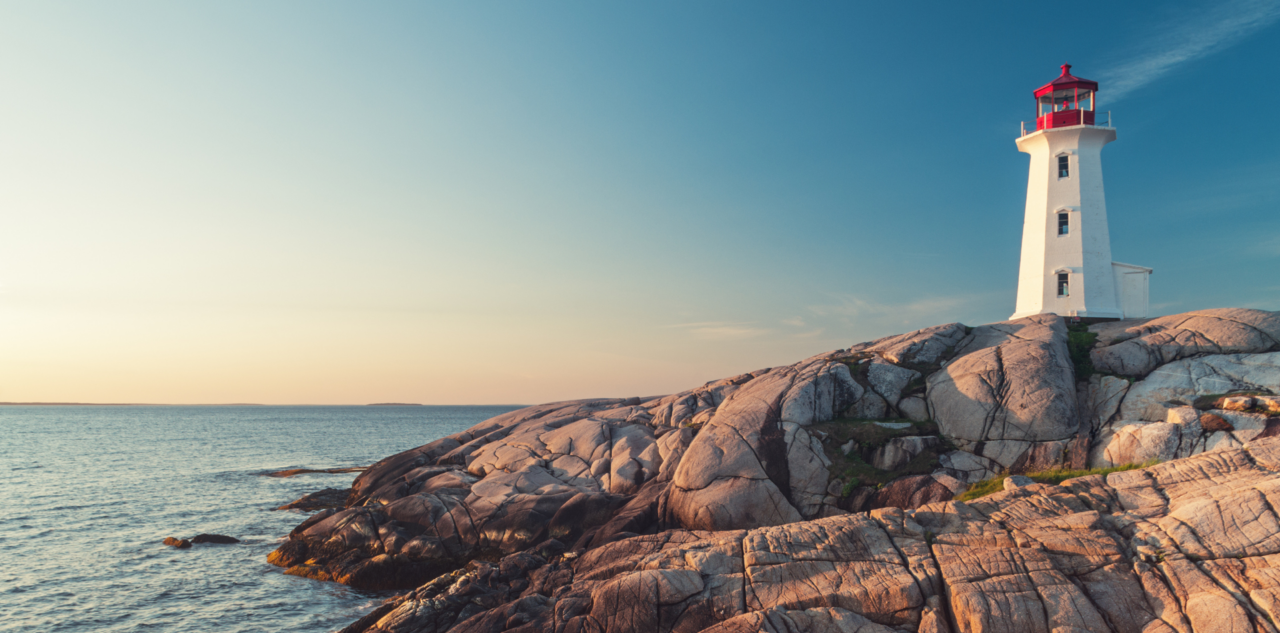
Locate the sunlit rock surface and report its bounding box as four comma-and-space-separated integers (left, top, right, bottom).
269, 308, 1280, 633
340, 440, 1280, 633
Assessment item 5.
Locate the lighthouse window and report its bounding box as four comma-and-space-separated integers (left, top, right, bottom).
1078, 90, 1093, 111
1057, 213, 1069, 235
1058, 155, 1070, 178
1057, 273, 1070, 297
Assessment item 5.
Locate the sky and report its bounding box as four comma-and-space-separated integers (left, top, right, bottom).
1, 1, 1277, 405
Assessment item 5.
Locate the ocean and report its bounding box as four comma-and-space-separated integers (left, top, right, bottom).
0, 405, 520, 633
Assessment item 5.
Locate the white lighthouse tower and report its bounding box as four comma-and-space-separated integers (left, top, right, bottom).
1011, 64, 1151, 320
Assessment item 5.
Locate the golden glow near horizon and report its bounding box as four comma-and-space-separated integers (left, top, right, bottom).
3, 4, 1276, 404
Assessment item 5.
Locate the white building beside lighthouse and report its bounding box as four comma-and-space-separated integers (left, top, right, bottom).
1011, 65, 1152, 320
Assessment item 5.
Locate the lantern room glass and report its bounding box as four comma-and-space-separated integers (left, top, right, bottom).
1038, 89, 1094, 116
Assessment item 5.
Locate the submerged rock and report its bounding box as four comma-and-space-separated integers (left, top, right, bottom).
162, 537, 191, 549
190, 534, 239, 544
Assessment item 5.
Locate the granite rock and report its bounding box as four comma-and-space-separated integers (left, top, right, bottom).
1091, 308, 1280, 377
337, 440, 1280, 633
926, 315, 1080, 470
1118, 352, 1280, 422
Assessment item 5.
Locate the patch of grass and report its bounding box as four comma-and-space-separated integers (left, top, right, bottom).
1067, 323, 1099, 380
841, 477, 861, 497
954, 460, 1159, 502
812, 417, 952, 489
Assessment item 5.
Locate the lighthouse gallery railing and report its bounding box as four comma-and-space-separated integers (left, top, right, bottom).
1020, 111, 1112, 137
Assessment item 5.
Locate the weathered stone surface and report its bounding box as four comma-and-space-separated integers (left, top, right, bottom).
778, 361, 861, 426
336, 442, 1280, 633
850, 322, 967, 366
1118, 352, 1280, 422
870, 436, 938, 471
1221, 396, 1257, 411
927, 315, 1079, 470
275, 307, 1280, 618
1258, 396, 1280, 414
163, 537, 191, 549
277, 487, 351, 511
866, 359, 921, 407
1004, 475, 1034, 490
938, 450, 1001, 483
1095, 421, 1181, 468
898, 396, 930, 422
1091, 308, 1280, 377
1080, 374, 1130, 433
867, 474, 952, 510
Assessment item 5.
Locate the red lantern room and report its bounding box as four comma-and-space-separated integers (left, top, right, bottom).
1034, 64, 1098, 130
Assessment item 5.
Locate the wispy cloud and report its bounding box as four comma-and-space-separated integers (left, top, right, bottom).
803, 291, 1008, 344
671, 321, 771, 341
807, 295, 976, 322
1098, 0, 1280, 103
1253, 234, 1280, 258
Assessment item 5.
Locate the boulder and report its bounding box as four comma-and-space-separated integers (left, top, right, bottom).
1095, 421, 1181, 468
866, 359, 921, 407
868, 474, 953, 510
850, 322, 967, 366
666, 355, 863, 531
1003, 474, 1034, 489
1220, 395, 1257, 411
163, 537, 191, 549
897, 396, 930, 422
1118, 352, 1280, 422
190, 534, 239, 544
937, 450, 1001, 483
869, 436, 938, 471
927, 315, 1079, 470
1259, 395, 1280, 414
1200, 413, 1233, 432
1090, 308, 1280, 377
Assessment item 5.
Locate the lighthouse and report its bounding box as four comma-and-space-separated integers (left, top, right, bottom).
1011, 64, 1152, 321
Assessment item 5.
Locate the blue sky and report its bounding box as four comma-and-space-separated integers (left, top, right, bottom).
1, 1, 1277, 403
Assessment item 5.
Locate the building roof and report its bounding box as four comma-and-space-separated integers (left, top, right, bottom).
1034, 64, 1099, 98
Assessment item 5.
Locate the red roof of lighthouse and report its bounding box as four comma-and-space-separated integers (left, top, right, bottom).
1033, 64, 1099, 98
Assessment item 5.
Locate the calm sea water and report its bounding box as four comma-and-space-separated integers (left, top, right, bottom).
0, 405, 520, 633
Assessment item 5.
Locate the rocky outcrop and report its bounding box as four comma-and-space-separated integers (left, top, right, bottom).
1082, 351, 1280, 468
1090, 308, 1280, 377
277, 488, 351, 511
1077, 310, 1280, 470
1118, 352, 1280, 421
273, 307, 1280, 605
927, 315, 1081, 476
338, 439, 1280, 633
